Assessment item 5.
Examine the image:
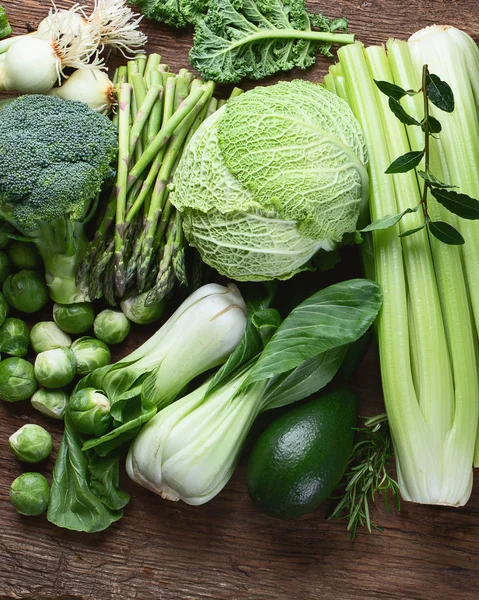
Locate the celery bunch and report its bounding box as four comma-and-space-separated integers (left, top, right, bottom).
326, 27, 479, 507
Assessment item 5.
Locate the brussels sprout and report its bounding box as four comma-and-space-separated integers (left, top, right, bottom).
71, 337, 111, 376
9, 423, 53, 463
94, 310, 130, 345
3, 270, 48, 313
31, 388, 68, 420
0, 357, 38, 402
0, 292, 8, 327
121, 293, 165, 325
0, 221, 14, 250
10, 472, 50, 516
53, 302, 95, 334
0, 318, 30, 357
0, 251, 12, 285
34, 348, 76, 388
30, 321, 72, 354
7, 241, 41, 271
68, 388, 112, 436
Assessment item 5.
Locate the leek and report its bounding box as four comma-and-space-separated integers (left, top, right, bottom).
331, 38, 479, 506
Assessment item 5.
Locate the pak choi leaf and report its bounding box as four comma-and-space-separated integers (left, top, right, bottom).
47, 415, 127, 533
245, 279, 382, 383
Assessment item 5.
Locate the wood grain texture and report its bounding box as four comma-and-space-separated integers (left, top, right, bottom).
1, 1, 479, 599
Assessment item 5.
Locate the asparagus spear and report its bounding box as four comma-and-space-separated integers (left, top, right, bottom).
127, 84, 207, 188
113, 83, 132, 298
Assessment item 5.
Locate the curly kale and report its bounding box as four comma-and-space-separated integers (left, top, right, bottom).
188, 0, 353, 83
0, 95, 118, 304
129, 0, 208, 27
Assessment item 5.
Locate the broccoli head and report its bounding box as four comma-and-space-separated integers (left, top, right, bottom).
0, 94, 117, 232
0, 94, 118, 304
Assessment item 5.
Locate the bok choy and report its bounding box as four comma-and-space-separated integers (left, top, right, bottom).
127, 279, 382, 505
77, 283, 247, 455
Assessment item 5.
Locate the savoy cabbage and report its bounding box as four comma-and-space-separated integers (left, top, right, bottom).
171, 80, 369, 281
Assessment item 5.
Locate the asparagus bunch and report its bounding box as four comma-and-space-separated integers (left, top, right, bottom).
77, 54, 242, 306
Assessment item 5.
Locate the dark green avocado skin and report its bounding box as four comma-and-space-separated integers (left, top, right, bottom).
246, 386, 358, 519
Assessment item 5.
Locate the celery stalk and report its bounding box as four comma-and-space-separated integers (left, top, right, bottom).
334, 41, 477, 505
387, 38, 479, 470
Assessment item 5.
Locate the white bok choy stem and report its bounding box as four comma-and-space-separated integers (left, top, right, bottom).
332, 41, 479, 506
126, 368, 265, 504
126, 345, 348, 505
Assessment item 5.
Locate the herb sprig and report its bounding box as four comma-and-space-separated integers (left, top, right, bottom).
330, 413, 400, 540
360, 65, 479, 245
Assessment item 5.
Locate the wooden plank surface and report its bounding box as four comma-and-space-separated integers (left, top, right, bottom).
1, 1, 479, 599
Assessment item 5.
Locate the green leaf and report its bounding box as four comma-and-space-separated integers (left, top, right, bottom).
374, 80, 407, 101
0, 5, 11, 39
88, 454, 130, 510
399, 224, 426, 238
417, 171, 456, 189
82, 405, 157, 456
252, 308, 282, 347
360, 205, 420, 233
245, 279, 382, 384
428, 221, 465, 245
385, 150, 424, 174
426, 73, 455, 113
388, 98, 421, 127
262, 347, 347, 410
431, 188, 479, 220
423, 116, 442, 134
47, 415, 127, 533
374, 80, 416, 101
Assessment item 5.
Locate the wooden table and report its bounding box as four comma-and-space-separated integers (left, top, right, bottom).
1, 1, 479, 598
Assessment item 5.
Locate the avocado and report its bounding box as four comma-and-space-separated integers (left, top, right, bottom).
246, 386, 358, 518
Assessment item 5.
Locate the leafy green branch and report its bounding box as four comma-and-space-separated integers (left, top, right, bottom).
360, 65, 479, 245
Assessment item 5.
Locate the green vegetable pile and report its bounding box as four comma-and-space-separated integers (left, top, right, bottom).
2, 0, 479, 544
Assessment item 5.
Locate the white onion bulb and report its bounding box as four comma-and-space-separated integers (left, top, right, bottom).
2, 37, 59, 93
49, 68, 116, 114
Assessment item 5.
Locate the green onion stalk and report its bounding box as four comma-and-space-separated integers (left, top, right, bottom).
329, 36, 479, 506
77, 53, 242, 306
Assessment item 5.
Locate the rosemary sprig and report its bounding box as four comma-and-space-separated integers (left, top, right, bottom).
329, 413, 400, 540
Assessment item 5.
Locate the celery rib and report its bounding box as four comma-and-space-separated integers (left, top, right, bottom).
333, 40, 478, 506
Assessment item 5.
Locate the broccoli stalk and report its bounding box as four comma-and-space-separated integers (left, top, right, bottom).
0, 95, 118, 304
34, 220, 89, 304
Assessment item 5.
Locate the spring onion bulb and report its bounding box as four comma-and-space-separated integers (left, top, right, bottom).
0, 12, 102, 94
49, 68, 116, 114
0, 37, 61, 93
36, 0, 146, 58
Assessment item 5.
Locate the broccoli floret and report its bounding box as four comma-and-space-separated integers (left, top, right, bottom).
0, 95, 118, 304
